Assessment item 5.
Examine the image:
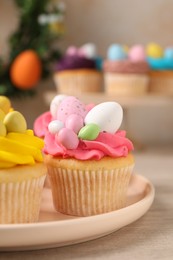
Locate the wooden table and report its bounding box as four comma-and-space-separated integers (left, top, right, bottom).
1, 147, 173, 259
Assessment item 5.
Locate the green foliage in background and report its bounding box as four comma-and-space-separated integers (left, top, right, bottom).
0, 0, 65, 97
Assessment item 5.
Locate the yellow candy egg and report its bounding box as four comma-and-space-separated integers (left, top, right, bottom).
4, 111, 27, 133
146, 43, 163, 58
0, 96, 11, 114
0, 121, 7, 136
0, 108, 5, 121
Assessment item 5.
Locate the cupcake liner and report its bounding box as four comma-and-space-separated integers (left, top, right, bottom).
47, 164, 134, 217
104, 73, 149, 96
0, 175, 45, 224
54, 69, 102, 95
149, 77, 173, 95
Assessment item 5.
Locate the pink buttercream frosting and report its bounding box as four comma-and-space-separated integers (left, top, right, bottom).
34, 97, 134, 160
34, 109, 133, 160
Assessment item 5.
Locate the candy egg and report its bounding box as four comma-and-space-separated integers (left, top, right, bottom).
57, 96, 87, 123
78, 123, 100, 140
48, 120, 64, 134
4, 111, 27, 133
0, 96, 11, 114
128, 45, 146, 62
146, 43, 163, 58
0, 108, 5, 121
50, 94, 67, 119
80, 43, 97, 59
164, 47, 173, 60
66, 46, 78, 56
65, 114, 84, 133
107, 44, 127, 61
84, 102, 123, 134
56, 128, 79, 149
0, 121, 7, 136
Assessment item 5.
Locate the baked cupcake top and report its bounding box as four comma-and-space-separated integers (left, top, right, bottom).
34, 95, 134, 160
146, 43, 173, 70
0, 96, 44, 168
103, 44, 149, 74
55, 43, 102, 71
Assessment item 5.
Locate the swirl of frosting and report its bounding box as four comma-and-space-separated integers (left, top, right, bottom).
147, 57, 173, 70
43, 130, 133, 160
103, 60, 150, 74
55, 55, 96, 71
0, 130, 44, 168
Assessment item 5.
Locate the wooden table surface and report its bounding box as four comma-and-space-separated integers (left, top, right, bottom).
0, 147, 173, 259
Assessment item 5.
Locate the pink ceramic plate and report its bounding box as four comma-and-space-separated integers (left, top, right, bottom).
0, 174, 155, 251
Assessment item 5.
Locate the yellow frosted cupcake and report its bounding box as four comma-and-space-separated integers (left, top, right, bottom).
37, 95, 135, 217
0, 96, 46, 224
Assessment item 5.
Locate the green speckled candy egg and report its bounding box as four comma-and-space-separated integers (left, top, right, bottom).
4, 111, 27, 133
78, 123, 100, 140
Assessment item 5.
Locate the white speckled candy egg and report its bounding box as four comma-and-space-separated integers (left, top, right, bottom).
48, 120, 64, 134
50, 94, 67, 119
84, 102, 123, 134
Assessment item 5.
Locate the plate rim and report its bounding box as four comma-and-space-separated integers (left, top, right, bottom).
0, 174, 155, 252
0, 174, 155, 230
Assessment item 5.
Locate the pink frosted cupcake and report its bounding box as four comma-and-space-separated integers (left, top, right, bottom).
103, 44, 150, 96
34, 94, 135, 217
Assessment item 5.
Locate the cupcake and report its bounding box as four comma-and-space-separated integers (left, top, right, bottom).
0, 96, 46, 224
147, 43, 173, 95
53, 43, 102, 95
103, 44, 150, 96
35, 94, 134, 217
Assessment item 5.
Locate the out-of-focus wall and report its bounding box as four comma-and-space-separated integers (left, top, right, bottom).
62, 0, 173, 55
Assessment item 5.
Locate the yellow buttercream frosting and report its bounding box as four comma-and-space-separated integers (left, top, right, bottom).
0, 129, 44, 168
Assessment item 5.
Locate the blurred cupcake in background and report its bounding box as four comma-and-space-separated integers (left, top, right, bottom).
147, 42, 173, 95
53, 43, 103, 95
103, 44, 150, 96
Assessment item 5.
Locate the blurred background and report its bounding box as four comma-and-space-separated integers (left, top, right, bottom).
0, 0, 173, 148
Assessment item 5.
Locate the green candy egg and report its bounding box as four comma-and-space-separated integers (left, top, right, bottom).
78, 123, 100, 140
0, 121, 7, 136
4, 111, 27, 133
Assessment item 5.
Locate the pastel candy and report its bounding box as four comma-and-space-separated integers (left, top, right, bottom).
0, 108, 5, 121
78, 123, 100, 140
84, 102, 123, 134
66, 46, 78, 56
80, 43, 97, 59
164, 47, 173, 60
0, 96, 11, 114
50, 94, 67, 119
146, 43, 163, 58
4, 111, 27, 133
57, 96, 87, 123
56, 128, 79, 149
128, 45, 146, 62
48, 120, 64, 134
65, 114, 84, 133
0, 121, 6, 136
107, 44, 127, 61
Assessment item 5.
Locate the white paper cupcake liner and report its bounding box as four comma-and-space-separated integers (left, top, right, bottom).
104, 73, 149, 96
0, 175, 45, 224
47, 165, 134, 217
54, 71, 102, 95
